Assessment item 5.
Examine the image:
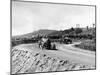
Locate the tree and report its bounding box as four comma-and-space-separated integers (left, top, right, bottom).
70, 27, 75, 31
75, 28, 82, 34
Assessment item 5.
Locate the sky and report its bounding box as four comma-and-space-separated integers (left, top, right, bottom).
12, 1, 95, 36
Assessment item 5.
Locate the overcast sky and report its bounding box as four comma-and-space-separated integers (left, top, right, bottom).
12, 1, 95, 36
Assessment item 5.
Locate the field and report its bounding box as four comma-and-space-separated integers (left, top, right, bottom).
74, 40, 96, 51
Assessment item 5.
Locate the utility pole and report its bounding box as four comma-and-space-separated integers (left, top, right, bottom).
86, 26, 89, 30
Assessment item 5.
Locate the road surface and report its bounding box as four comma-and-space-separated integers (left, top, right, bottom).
12, 42, 96, 66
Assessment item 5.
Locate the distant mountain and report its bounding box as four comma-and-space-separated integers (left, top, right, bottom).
31, 29, 57, 36
12, 29, 57, 38
48, 31, 64, 36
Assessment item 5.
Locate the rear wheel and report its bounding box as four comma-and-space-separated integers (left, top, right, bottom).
52, 44, 56, 50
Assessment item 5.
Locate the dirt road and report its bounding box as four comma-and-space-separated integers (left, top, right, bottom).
56, 43, 95, 66
12, 42, 96, 66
